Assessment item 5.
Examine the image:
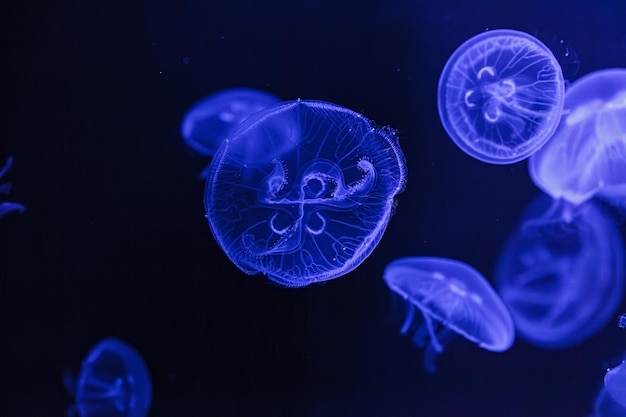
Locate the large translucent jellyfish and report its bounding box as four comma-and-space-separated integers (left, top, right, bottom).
605, 360, 626, 409
529, 68, 626, 208
180, 87, 280, 156
205, 99, 407, 287
64, 338, 152, 417
0, 157, 25, 218
383, 256, 515, 373
437, 29, 565, 164
494, 195, 625, 349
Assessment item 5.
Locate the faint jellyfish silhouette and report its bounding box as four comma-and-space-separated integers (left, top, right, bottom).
205, 99, 407, 287
383, 256, 514, 373
0, 157, 25, 218
529, 68, 626, 208
180, 87, 280, 156
593, 387, 626, 417
437, 29, 565, 164
64, 338, 152, 417
494, 194, 625, 349
605, 360, 626, 409
619, 314, 626, 329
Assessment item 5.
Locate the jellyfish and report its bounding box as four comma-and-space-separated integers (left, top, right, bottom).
592, 387, 626, 417
205, 99, 407, 287
529, 68, 626, 208
494, 195, 625, 349
605, 360, 626, 409
0, 157, 25, 218
619, 314, 626, 329
64, 338, 152, 417
437, 29, 565, 164
180, 87, 280, 156
383, 256, 515, 373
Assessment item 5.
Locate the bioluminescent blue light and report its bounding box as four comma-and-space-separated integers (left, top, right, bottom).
180, 88, 280, 156
66, 338, 152, 417
605, 361, 626, 409
0, 157, 25, 218
494, 195, 625, 349
529, 68, 626, 208
619, 314, 626, 329
437, 29, 565, 164
205, 99, 407, 287
383, 256, 514, 373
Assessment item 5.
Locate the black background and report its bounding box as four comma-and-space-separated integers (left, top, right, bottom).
2, 0, 626, 416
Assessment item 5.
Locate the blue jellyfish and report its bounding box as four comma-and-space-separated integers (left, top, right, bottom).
494, 195, 625, 349
437, 29, 565, 164
383, 256, 515, 373
619, 314, 626, 329
64, 338, 152, 417
205, 99, 407, 287
605, 360, 626, 409
0, 157, 25, 218
180, 87, 280, 156
529, 68, 626, 208
593, 387, 626, 417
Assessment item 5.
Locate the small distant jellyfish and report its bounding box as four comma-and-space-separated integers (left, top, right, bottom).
205, 99, 407, 287
180, 87, 280, 156
529, 68, 626, 208
64, 338, 152, 417
0, 157, 25, 218
383, 256, 514, 373
437, 29, 565, 164
605, 361, 626, 409
619, 314, 626, 329
494, 195, 625, 349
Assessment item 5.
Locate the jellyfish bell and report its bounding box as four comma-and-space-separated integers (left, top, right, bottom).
180, 87, 280, 156
65, 338, 152, 417
383, 256, 514, 373
529, 68, 626, 208
437, 29, 565, 164
605, 361, 626, 409
205, 99, 407, 287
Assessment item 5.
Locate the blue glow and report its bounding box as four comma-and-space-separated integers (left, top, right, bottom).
205, 99, 407, 287
67, 338, 152, 417
593, 387, 626, 417
437, 29, 565, 164
529, 68, 626, 207
494, 195, 625, 349
619, 314, 626, 329
180, 88, 280, 156
383, 256, 514, 373
605, 361, 626, 409
0, 157, 25, 218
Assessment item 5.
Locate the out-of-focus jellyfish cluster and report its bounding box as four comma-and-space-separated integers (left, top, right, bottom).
383, 257, 514, 373
0, 157, 25, 218
64, 338, 152, 417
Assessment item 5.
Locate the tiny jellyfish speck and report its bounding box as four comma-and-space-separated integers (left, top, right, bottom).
205, 99, 407, 287
438, 29, 565, 164
0, 157, 25, 218
619, 314, 626, 329
605, 361, 626, 409
529, 68, 626, 208
180, 87, 280, 156
64, 338, 152, 417
383, 256, 514, 373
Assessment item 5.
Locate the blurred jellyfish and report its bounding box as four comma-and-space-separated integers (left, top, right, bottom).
494, 195, 625, 349
0, 157, 25, 218
619, 314, 626, 329
64, 338, 152, 417
437, 29, 565, 164
205, 99, 407, 287
593, 387, 626, 417
605, 360, 626, 409
529, 69, 626, 208
180, 87, 280, 156
383, 256, 514, 373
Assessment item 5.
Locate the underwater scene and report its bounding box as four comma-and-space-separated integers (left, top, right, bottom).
3, 0, 626, 416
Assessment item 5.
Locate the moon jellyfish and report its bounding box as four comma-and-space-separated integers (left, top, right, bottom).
0, 157, 25, 218
383, 256, 514, 373
180, 88, 280, 156
205, 99, 407, 287
605, 360, 626, 409
529, 68, 626, 208
437, 29, 565, 164
64, 338, 152, 417
593, 387, 626, 417
494, 195, 625, 349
